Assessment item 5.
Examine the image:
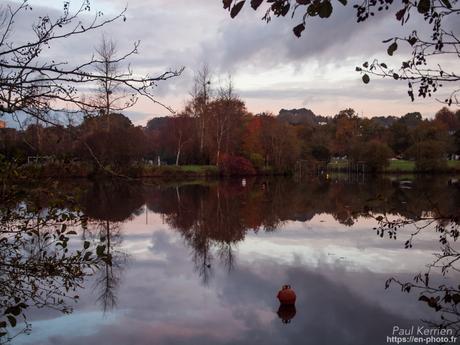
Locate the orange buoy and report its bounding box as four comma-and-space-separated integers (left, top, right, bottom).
277, 285, 296, 305
277, 304, 296, 324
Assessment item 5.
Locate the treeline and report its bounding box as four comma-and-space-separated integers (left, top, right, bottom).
1, 80, 460, 174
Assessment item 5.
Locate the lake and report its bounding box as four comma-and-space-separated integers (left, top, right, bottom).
1, 175, 460, 345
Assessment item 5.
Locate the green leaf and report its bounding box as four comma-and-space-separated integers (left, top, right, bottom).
417, 0, 430, 14
83, 241, 90, 250
230, 1, 245, 18
392, 73, 399, 80
67, 230, 77, 235
380, 63, 387, 68
0, 321, 7, 328
362, 74, 370, 84
387, 42, 398, 56
318, 1, 333, 18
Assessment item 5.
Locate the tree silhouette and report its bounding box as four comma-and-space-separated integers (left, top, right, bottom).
0, 1, 183, 122
222, 0, 459, 105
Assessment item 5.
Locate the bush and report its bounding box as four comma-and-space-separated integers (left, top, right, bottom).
351, 140, 393, 172
405, 140, 447, 172
311, 145, 331, 163
249, 153, 265, 170
218, 154, 256, 176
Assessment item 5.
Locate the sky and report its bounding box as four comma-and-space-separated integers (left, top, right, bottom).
8, 0, 460, 126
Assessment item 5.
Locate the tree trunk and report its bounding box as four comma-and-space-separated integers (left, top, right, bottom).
176, 146, 181, 166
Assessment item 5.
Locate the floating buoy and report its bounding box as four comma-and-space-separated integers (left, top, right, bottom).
277, 304, 296, 324
277, 285, 296, 305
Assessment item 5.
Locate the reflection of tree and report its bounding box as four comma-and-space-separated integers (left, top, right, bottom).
141, 176, 460, 283
372, 194, 460, 336
86, 219, 128, 313
0, 201, 109, 343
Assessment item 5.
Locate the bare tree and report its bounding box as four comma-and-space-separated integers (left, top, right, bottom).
192, 65, 213, 159
0, 1, 183, 123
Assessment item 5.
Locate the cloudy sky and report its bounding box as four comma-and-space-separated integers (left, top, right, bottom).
9, 0, 459, 125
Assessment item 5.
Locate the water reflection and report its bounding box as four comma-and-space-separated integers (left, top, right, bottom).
1, 176, 460, 344
0, 197, 111, 343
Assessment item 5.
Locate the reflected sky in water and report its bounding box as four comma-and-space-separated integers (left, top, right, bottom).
7, 177, 460, 345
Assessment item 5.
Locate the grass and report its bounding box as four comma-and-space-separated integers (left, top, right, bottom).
386, 159, 460, 172
386, 160, 415, 172
327, 160, 349, 169
327, 159, 460, 173
173, 165, 218, 173
136, 164, 220, 177
447, 160, 460, 169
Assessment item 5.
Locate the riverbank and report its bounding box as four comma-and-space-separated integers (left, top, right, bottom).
4, 162, 277, 179
3, 160, 460, 180
8, 162, 220, 179
326, 159, 460, 174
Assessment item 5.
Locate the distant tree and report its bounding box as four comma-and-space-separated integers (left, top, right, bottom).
76, 113, 147, 166
352, 140, 393, 172
435, 107, 460, 132
399, 112, 423, 129
241, 116, 263, 159
311, 144, 331, 163
331, 109, 360, 156
387, 121, 412, 155
406, 140, 448, 171
404, 120, 450, 168
222, 0, 459, 105
259, 115, 300, 171
454, 130, 460, 156
166, 115, 194, 166
208, 79, 246, 165
86, 36, 137, 133
190, 65, 213, 161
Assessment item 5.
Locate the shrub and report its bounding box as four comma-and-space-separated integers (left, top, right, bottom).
218, 154, 256, 176
351, 140, 393, 172
405, 140, 447, 172
249, 153, 265, 170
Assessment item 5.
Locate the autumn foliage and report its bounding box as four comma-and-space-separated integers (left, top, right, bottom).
218, 154, 256, 176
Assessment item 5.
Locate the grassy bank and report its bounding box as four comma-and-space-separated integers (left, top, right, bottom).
4, 159, 460, 180
326, 159, 460, 174
383, 160, 460, 173
8, 162, 221, 179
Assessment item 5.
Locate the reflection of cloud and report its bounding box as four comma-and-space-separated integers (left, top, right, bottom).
14, 311, 121, 345
21, 223, 450, 345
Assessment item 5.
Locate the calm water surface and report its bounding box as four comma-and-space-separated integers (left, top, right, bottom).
2, 176, 460, 345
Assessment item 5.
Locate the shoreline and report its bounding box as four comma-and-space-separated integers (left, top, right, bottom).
2, 161, 460, 180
